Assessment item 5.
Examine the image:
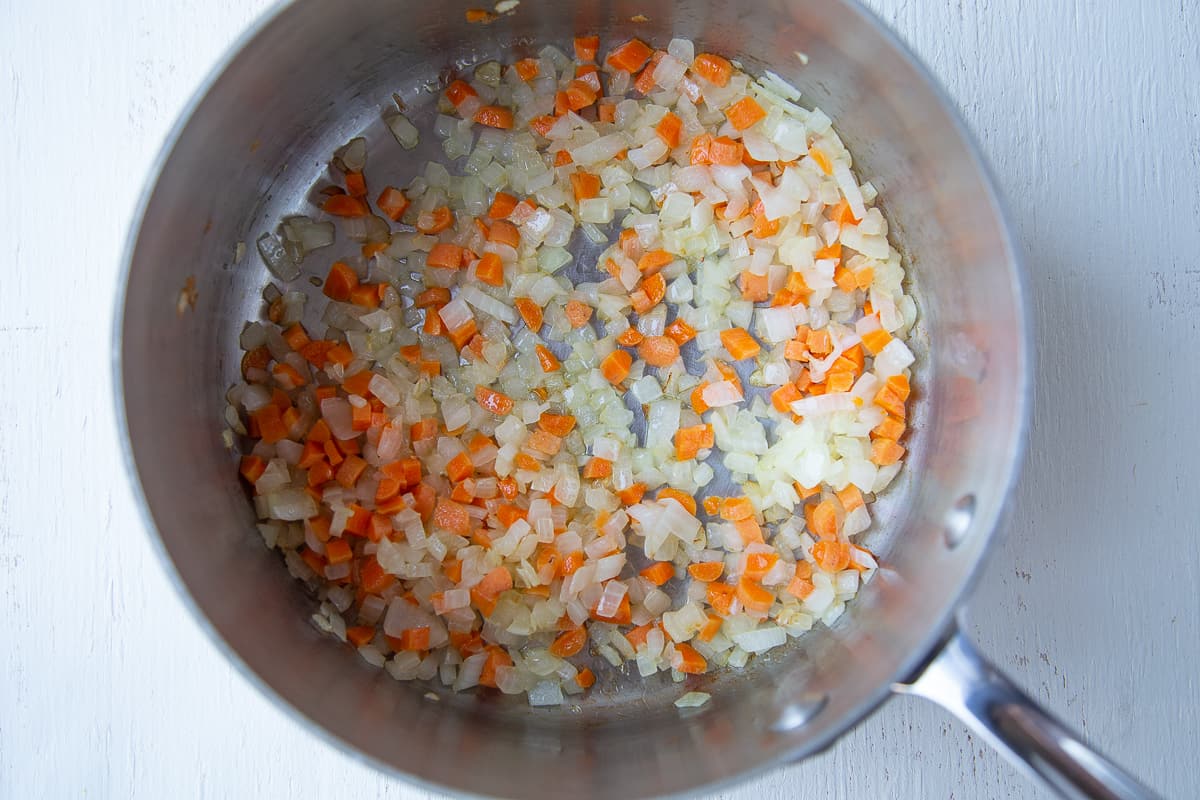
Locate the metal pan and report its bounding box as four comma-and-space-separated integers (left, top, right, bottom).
115, 1, 1157, 797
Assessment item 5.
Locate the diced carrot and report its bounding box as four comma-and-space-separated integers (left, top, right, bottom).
598, 101, 617, 123
717, 497, 752, 523
873, 414, 906, 441
787, 575, 815, 600
736, 577, 774, 613
682, 561, 725, 586
527, 343, 559, 373
828, 198, 860, 226
350, 402, 372, 432
446, 451, 474, 483
575, 667, 596, 688
808, 146, 834, 175
706, 582, 736, 616
322, 194, 369, 217
855, 266, 875, 289
538, 413, 576, 436
655, 112, 683, 148
446, 320, 478, 350
239, 455, 266, 483
674, 423, 714, 461
513, 297, 543, 331
752, 206, 780, 239
529, 114, 557, 137
824, 370, 854, 394
806, 328, 832, 356
359, 555, 394, 595
281, 323, 311, 352
638, 335, 680, 367
272, 362, 306, 388
673, 643, 707, 674
565, 300, 593, 328
427, 243, 465, 269
574, 35, 600, 62
323, 261, 359, 302
349, 283, 381, 309
724, 96, 766, 131
691, 53, 733, 87
481, 220, 517, 250
836, 485, 864, 513
514, 57, 540, 81
374, 186, 410, 222
344, 171, 367, 198
324, 537, 352, 565
411, 418, 438, 441
701, 496, 722, 516
433, 499, 472, 535
553, 90, 570, 116
815, 241, 843, 263
416, 206, 453, 234
744, 552, 779, 582
252, 404, 288, 444
664, 318, 696, 346
640, 562, 675, 586
874, 374, 910, 418
241, 345, 271, 377
739, 270, 769, 302
812, 540, 852, 572
631, 272, 666, 314
471, 252, 502, 287
690, 383, 710, 414
396, 627, 430, 651
729, 515, 758, 546
690, 133, 714, 165
488, 191, 518, 219
599, 350, 632, 385
697, 614, 723, 642
564, 80, 598, 110
326, 343, 355, 367
770, 383, 802, 413
871, 438, 906, 466
570, 171, 601, 201
299, 547, 326, 575
708, 136, 743, 166
614, 483, 645, 506
475, 385, 514, 416
810, 498, 840, 539
334, 454, 367, 488
617, 327, 644, 346
720, 327, 761, 361
606, 38, 654, 73
832, 266, 857, 294
657, 487, 697, 516
445, 79, 478, 107
527, 429, 563, 456
632, 63, 658, 95
549, 627, 588, 658
637, 249, 673, 274
346, 625, 376, 648
582, 457, 612, 479
465, 8, 497, 23
861, 327, 893, 355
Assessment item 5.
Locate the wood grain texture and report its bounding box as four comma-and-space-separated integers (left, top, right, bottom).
1, 0, 1196, 797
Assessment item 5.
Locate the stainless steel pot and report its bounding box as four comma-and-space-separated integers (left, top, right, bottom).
116, 1, 1158, 797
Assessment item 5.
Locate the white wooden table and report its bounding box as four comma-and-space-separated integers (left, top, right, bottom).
2, 1, 1196, 797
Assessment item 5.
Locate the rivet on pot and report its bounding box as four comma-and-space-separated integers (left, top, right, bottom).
944, 494, 976, 548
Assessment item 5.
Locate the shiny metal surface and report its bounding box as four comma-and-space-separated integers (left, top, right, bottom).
116, 0, 1054, 796
897, 623, 1161, 800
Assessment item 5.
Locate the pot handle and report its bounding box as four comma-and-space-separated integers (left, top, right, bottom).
893, 623, 1160, 800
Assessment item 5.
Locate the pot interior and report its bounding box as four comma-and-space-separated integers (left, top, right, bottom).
120, 1, 1027, 796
